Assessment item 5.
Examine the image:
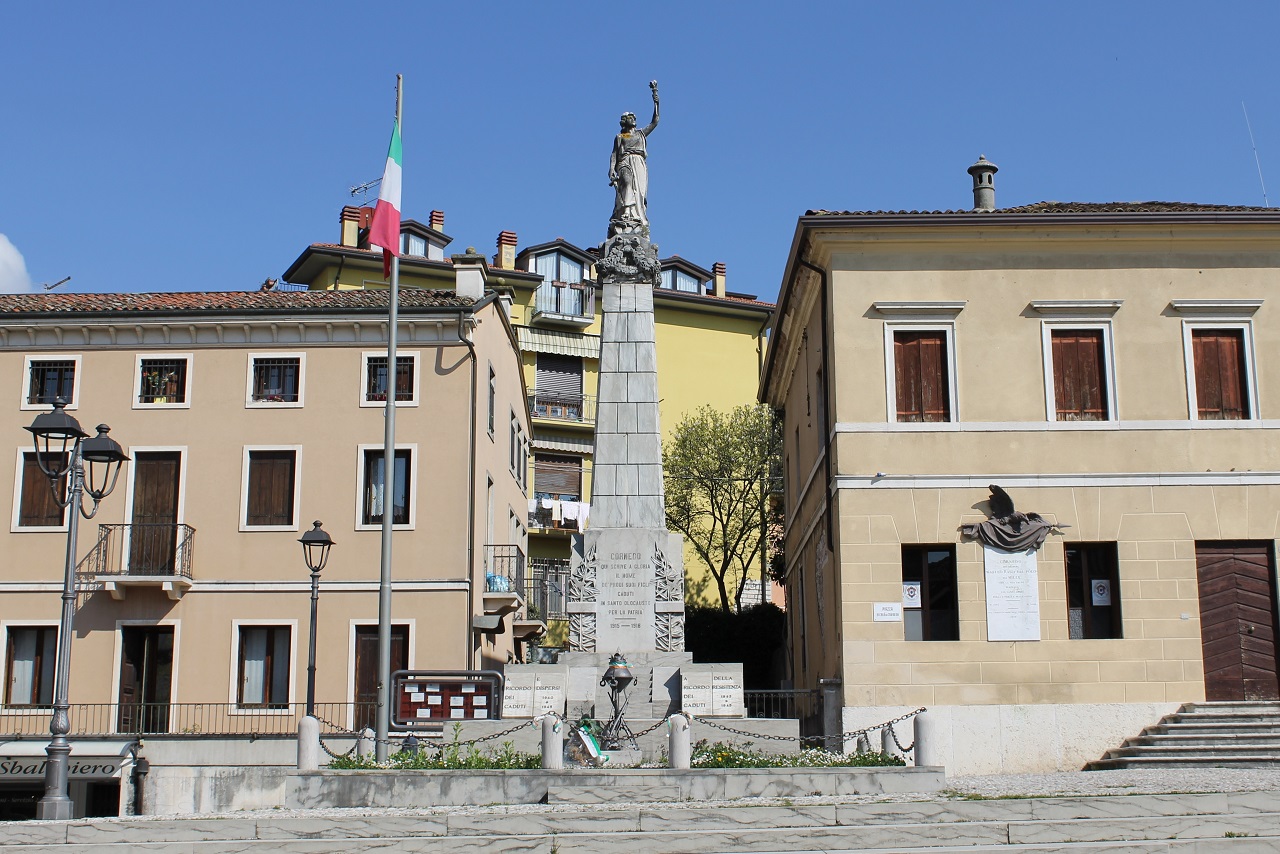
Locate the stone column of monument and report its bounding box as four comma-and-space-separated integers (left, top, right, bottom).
567, 80, 685, 657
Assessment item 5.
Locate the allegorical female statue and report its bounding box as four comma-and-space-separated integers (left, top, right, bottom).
609, 80, 660, 236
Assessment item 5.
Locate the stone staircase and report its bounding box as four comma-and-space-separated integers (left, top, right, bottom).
1089, 701, 1280, 770
3, 791, 1279, 852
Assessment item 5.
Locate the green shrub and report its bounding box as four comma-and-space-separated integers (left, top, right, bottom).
327, 725, 540, 770
690, 740, 905, 769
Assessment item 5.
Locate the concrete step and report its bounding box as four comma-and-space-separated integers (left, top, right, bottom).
1089, 755, 1280, 770
1109, 744, 1280, 759
545, 784, 684, 803
1149, 723, 1280, 735
2, 791, 1277, 853
1127, 733, 1280, 748
1180, 701, 1280, 715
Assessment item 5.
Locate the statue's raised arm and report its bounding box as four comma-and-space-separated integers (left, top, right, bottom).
642, 80, 659, 136
608, 81, 660, 238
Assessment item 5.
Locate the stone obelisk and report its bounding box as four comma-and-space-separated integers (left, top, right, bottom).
567, 81, 684, 654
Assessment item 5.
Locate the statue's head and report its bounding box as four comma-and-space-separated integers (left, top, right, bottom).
619, 112, 637, 130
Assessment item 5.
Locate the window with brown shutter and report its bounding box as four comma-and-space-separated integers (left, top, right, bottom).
245, 451, 296, 526
1192, 329, 1250, 420
18, 453, 67, 527
1051, 329, 1109, 421
534, 454, 582, 500
894, 330, 950, 422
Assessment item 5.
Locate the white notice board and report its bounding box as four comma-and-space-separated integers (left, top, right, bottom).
983, 545, 1041, 641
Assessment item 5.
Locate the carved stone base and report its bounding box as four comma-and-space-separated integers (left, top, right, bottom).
596, 234, 661, 287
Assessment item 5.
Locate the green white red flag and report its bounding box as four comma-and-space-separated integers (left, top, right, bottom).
368, 118, 402, 278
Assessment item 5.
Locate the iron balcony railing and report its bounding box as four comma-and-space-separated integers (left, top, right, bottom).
0, 702, 377, 737
528, 390, 596, 425
533, 281, 595, 319
744, 688, 822, 720
526, 557, 570, 620
78, 523, 196, 579
483, 544, 526, 595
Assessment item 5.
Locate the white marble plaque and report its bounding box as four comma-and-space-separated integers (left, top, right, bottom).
594, 529, 660, 651
680, 669, 714, 715
532, 672, 567, 716
983, 545, 1041, 641
712, 671, 746, 717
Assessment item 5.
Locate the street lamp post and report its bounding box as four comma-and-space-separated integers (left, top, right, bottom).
298, 521, 334, 718
25, 398, 128, 821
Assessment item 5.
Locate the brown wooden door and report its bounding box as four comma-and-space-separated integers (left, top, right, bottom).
353, 625, 408, 731
130, 452, 180, 574
117, 626, 174, 733
1196, 542, 1280, 701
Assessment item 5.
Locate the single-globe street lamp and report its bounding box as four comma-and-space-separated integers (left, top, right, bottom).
298, 520, 334, 718
25, 398, 128, 820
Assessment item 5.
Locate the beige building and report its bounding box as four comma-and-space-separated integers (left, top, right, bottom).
0, 279, 535, 811
762, 159, 1280, 773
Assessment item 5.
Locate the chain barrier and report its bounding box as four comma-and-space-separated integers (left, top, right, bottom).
887, 722, 916, 755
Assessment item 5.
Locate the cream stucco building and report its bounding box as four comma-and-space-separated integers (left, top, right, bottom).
762, 160, 1280, 773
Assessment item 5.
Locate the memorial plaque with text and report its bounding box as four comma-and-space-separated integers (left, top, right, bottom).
983, 545, 1042, 641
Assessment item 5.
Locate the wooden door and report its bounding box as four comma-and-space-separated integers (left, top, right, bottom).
1196, 542, 1280, 701
117, 626, 174, 733
130, 452, 180, 574
353, 626, 408, 731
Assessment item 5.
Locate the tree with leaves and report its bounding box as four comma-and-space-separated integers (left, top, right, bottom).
664, 404, 781, 612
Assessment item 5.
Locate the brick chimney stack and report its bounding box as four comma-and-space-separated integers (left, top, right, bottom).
429, 210, 445, 231
495, 231, 518, 270
340, 205, 374, 247
713, 262, 727, 298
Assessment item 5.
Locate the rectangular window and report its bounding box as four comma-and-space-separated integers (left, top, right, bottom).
248, 355, 302, 404
16, 452, 67, 528
25, 358, 77, 407
487, 366, 496, 435
4, 626, 57, 707
509, 414, 528, 490
893, 331, 951, 422
245, 450, 297, 527
534, 454, 582, 500
363, 355, 415, 404
237, 626, 290, 708
362, 448, 411, 526
1065, 543, 1122, 639
137, 357, 189, 405
1050, 329, 1109, 421
534, 354, 584, 419
1192, 329, 1250, 420
902, 546, 959, 641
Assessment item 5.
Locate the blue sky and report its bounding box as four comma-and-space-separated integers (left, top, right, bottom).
2, 2, 1278, 303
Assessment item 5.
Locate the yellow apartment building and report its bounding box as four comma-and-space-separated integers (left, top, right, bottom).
761, 159, 1280, 773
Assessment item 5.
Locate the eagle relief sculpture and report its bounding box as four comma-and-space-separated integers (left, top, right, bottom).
960, 484, 1066, 552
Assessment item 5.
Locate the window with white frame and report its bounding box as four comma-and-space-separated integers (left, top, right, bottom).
22, 355, 81, 409
1170, 301, 1262, 422
4, 625, 57, 707
887, 327, 955, 422
534, 252, 584, 285
13, 450, 67, 530
509, 413, 528, 491
361, 352, 418, 406
242, 448, 300, 529
487, 365, 497, 436
135, 355, 191, 407
359, 447, 414, 527
236, 625, 291, 708
1042, 324, 1116, 421
246, 353, 304, 406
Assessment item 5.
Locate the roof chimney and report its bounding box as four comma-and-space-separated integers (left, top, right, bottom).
452, 247, 489, 300
340, 205, 373, 247
968, 155, 998, 212
495, 231, 518, 270
712, 262, 727, 299
429, 210, 445, 232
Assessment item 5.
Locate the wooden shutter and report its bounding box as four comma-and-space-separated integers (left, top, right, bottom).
1051, 330, 1108, 421
1192, 330, 1249, 420
534, 454, 581, 498
894, 331, 949, 422
247, 451, 295, 526
19, 454, 65, 527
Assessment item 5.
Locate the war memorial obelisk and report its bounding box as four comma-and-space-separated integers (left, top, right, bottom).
567, 80, 686, 655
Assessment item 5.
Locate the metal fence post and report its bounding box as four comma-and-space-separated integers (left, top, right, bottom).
541, 716, 563, 770
818, 678, 843, 751
668, 713, 691, 769
298, 716, 321, 771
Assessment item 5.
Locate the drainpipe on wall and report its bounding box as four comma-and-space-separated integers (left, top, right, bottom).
463, 321, 478, 670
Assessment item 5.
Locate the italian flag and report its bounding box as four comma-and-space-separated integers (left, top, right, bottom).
368, 118, 402, 278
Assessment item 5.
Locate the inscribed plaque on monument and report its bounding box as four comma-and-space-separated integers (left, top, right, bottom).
982, 545, 1041, 641
680, 669, 714, 715
501, 672, 535, 717
712, 672, 746, 717
593, 530, 660, 651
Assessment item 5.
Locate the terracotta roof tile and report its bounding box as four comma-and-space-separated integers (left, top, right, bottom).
0, 289, 476, 316
807, 201, 1280, 217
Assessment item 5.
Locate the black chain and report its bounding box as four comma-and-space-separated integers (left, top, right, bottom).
888, 723, 916, 755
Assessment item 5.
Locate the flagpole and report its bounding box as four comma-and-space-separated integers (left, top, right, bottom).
376, 73, 403, 763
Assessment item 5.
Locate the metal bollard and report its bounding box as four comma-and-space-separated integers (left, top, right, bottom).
913, 711, 938, 768
297, 715, 321, 771
880, 725, 895, 758
541, 716, 564, 770
357, 727, 375, 759
668, 713, 691, 769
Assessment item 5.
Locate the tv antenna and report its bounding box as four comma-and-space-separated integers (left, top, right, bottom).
42, 276, 71, 291
1242, 102, 1269, 207
349, 178, 382, 204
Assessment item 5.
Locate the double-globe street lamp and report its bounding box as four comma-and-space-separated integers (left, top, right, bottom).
25, 398, 129, 820
298, 521, 334, 718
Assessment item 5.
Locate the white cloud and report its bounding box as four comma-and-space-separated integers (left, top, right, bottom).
0, 234, 36, 293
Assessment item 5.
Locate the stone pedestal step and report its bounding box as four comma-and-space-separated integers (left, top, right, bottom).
546, 784, 683, 803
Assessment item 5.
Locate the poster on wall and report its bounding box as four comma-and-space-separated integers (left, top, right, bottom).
1091, 579, 1112, 606
983, 545, 1041, 641
902, 581, 922, 609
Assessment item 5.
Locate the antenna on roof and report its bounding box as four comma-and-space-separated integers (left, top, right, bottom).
41, 276, 71, 291
349, 177, 382, 205
1242, 102, 1269, 208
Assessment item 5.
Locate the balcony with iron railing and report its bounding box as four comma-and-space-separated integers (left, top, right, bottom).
482, 544, 526, 617
528, 390, 596, 426
531, 281, 595, 327
76, 523, 195, 600
525, 557, 570, 621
